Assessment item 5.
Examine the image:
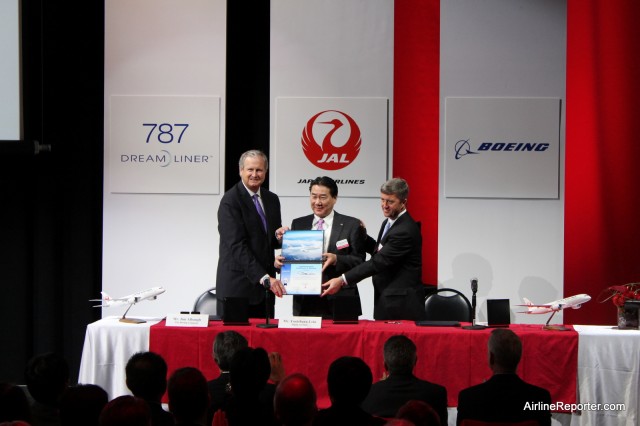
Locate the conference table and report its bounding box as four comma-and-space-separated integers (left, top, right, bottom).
79, 317, 639, 426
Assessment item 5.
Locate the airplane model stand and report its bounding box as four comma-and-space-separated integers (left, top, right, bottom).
119, 304, 146, 324
542, 310, 571, 331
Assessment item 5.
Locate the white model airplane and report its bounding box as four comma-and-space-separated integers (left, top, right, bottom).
517, 293, 591, 328
90, 286, 165, 323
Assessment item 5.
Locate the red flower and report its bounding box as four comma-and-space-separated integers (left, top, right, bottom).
598, 283, 640, 307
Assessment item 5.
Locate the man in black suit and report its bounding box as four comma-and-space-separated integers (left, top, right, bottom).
276, 176, 367, 318
362, 335, 447, 425
456, 329, 552, 426
216, 150, 286, 318
322, 178, 425, 320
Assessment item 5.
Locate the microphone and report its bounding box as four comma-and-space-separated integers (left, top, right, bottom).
462, 277, 486, 330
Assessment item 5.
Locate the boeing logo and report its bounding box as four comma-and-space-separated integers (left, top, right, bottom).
454, 139, 477, 159
454, 139, 550, 160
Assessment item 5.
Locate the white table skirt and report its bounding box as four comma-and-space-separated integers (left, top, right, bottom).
78, 316, 161, 399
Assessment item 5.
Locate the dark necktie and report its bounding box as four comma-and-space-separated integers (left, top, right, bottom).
252, 194, 267, 232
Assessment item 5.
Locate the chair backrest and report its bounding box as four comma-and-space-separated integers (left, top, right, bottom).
423, 287, 472, 322
193, 287, 217, 315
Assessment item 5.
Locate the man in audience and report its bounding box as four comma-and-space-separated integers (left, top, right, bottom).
362, 335, 447, 425
207, 331, 249, 414
59, 384, 108, 426
321, 178, 425, 320
225, 347, 277, 426
99, 395, 151, 426
456, 329, 552, 426
167, 367, 209, 426
0, 382, 32, 424
125, 351, 175, 426
273, 373, 317, 426
25, 352, 69, 426
314, 356, 385, 426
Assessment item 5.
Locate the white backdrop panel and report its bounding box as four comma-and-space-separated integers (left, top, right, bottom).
439, 0, 566, 325
103, 0, 226, 318
271, 0, 394, 319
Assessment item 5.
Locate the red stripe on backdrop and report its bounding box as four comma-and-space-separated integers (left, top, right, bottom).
565, 0, 640, 325
394, 0, 440, 286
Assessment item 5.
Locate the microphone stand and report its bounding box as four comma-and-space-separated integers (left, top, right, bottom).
463, 278, 486, 330
257, 278, 277, 329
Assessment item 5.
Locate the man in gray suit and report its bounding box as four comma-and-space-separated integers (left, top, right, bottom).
322, 178, 425, 320
276, 176, 368, 318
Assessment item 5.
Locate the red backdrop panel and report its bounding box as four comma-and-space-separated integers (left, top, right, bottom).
394, 0, 440, 286
565, 0, 640, 324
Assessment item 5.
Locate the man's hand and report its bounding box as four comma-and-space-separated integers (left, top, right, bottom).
268, 352, 285, 384
275, 226, 290, 242
274, 254, 285, 269
321, 277, 344, 297
321, 252, 337, 271
269, 277, 286, 297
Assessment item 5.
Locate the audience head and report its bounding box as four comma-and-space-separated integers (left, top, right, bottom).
24, 352, 69, 406
0, 383, 31, 424
167, 367, 209, 424
395, 400, 440, 426
229, 347, 271, 398
327, 356, 372, 406
125, 351, 168, 402
212, 331, 248, 371
383, 335, 417, 375
59, 384, 108, 426
274, 373, 317, 426
488, 328, 522, 374
99, 395, 151, 426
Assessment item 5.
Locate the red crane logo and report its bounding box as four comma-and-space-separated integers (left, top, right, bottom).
301, 110, 361, 170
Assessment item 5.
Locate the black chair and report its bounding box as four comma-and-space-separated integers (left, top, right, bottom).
423, 288, 472, 322
193, 287, 218, 319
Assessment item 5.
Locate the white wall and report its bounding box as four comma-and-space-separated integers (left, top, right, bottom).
0, 0, 20, 139
439, 0, 567, 324
102, 0, 226, 317
270, 0, 395, 319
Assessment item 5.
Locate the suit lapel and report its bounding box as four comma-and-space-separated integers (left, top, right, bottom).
240, 182, 266, 235
328, 212, 343, 251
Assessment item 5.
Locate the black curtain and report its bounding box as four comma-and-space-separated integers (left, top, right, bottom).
0, 0, 271, 384
0, 0, 104, 383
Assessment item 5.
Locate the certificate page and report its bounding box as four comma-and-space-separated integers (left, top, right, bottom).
281, 230, 323, 295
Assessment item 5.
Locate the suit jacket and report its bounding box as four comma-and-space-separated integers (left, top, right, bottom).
216, 181, 282, 308
361, 373, 448, 426
456, 374, 552, 426
290, 211, 367, 317
344, 211, 425, 320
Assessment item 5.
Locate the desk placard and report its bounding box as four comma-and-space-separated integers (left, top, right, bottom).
165, 313, 209, 327
278, 316, 322, 329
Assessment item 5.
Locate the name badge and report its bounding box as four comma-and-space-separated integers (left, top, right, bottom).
336, 239, 349, 250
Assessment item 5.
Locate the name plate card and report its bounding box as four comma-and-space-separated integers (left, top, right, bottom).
165, 313, 209, 327
278, 316, 322, 329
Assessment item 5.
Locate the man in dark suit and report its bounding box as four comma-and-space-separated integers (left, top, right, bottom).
125, 351, 175, 426
362, 335, 447, 426
216, 150, 286, 318
456, 329, 552, 426
276, 176, 367, 318
322, 178, 425, 320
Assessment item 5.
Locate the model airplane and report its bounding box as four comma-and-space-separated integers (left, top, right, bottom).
90, 286, 165, 323
517, 293, 591, 329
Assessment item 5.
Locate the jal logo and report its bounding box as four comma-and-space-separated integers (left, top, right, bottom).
301, 110, 361, 170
